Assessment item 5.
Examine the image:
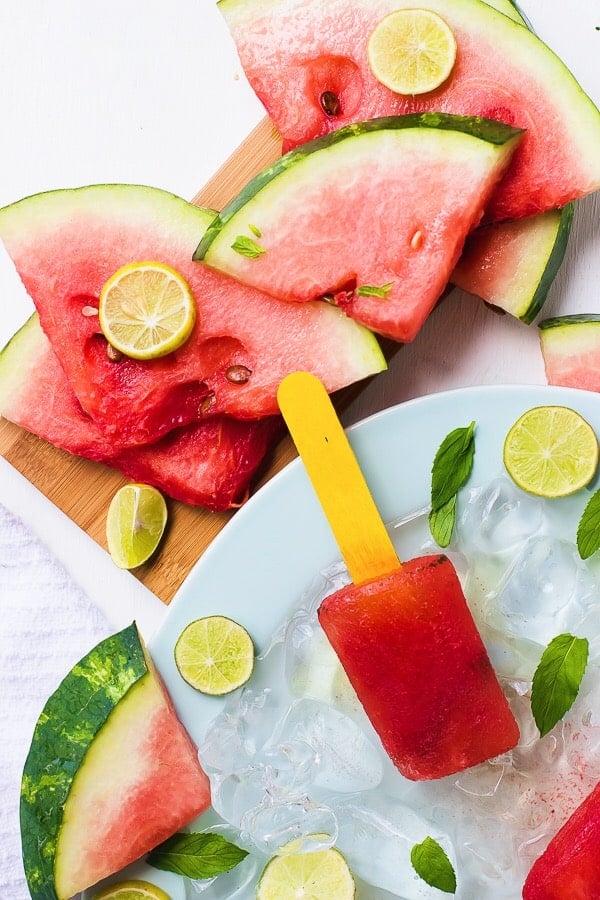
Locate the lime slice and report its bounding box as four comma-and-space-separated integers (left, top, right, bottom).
174, 615, 255, 695
99, 261, 196, 359
257, 847, 355, 900
367, 9, 457, 95
92, 879, 171, 900
503, 405, 599, 498
106, 483, 168, 569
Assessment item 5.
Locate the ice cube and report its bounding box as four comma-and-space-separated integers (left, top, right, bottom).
334, 797, 456, 899
275, 698, 383, 793
492, 535, 598, 648
241, 798, 338, 856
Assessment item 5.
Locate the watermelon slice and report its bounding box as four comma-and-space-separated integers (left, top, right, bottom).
0, 184, 384, 446
0, 315, 281, 509
522, 782, 600, 899
20, 623, 211, 899
452, 205, 574, 323
196, 113, 522, 342
539, 315, 600, 392
218, 0, 600, 221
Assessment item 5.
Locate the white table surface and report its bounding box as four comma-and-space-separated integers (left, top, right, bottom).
0, 0, 598, 624
0, 2, 598, 897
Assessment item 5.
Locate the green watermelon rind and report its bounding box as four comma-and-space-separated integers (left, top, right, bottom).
452, 203, 574, 324
517, 203, 574, 323
20, 623, 148, 900
0, 315, 44, 410
539, 314, 600, 331
194, 113, 523, 260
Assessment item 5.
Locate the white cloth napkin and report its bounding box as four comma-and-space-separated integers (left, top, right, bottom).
0, 503, 112, 899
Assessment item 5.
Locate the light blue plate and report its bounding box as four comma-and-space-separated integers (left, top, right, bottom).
149, 383, 600, 748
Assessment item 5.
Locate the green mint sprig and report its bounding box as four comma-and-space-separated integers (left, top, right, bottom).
231, 235, 267, 258
531, 633, 589, 737
148, 832, 248, 879
356, 282, 394, 299
411, 836, 456, 893
429, 422, 476, 547
577, 487, 600, 559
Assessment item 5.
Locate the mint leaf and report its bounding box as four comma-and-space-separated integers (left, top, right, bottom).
231, 235, 267, 258
577, 487, 600, 559
356, 282, 394, 298
148, 832, 248, 878
431, 422, 476, 511
429, 496, 456, 548
411, 837, 456, 893
248, 223, 262, 238
531, 634, 589, 737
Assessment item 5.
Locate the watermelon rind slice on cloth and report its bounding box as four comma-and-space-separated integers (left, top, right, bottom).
196, 113, 522, 342
451, 204, 574, 323
218, 0, 600, 221
0, 183, 385, 447
0, 315, 281, 509
20, 623, 211, 900
539, 314, 600, 392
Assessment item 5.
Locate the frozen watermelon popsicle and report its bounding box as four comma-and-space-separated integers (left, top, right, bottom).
277, 372, 519, 781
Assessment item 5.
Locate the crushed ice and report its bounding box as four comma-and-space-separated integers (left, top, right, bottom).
193, 475, 600, 898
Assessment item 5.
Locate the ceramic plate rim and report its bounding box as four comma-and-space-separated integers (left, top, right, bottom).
149, 383, 600, 751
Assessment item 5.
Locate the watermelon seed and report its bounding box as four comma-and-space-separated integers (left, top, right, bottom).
410, 230, 424, 251
320, 91, 341, 116
200, 392, 216, 413
106, 343, 123, 362
226, 365, 252, 384
81, 305, 99, 316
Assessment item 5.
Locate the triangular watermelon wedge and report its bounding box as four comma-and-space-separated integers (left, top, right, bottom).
196, 114, 522, 342
0, 315, 281, 510
218, 0, 600, 221
0, 184, 384, 446
20, 623, 212, 898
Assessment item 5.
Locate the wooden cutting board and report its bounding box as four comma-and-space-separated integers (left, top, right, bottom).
0, 118, 387, 603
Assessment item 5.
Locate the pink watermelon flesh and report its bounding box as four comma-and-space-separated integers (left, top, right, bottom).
522, 782, 600, 899
1, 316, 281, 510
0, 184, 383, 446
318, 555, 520, 780
539, 316, 600, 393
199, 118, 521, 342
220, 0, 600, 221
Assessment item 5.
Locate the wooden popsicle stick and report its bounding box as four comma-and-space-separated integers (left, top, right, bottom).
277, 371, 401, 585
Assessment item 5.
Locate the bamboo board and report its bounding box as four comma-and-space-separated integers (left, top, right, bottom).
0, 118, 380, 603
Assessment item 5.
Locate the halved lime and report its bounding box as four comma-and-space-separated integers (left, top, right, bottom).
93, 879, 171, 900
367, 9, 457, 95
106, 483, 168, 569
256, 847, 355, 899
99, 261, 196, 359
174, 615, 255, 695
503, 405, 599, 498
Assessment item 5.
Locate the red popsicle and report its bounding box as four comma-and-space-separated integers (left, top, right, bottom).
277, 372, 519, 781
522, 781, 600, 899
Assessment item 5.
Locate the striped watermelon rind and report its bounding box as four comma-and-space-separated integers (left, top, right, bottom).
20, 623, 211, 899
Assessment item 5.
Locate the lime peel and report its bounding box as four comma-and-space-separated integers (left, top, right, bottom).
174, 615, 255, 695
367, 9, 457, 96
503, 405, 599, 498
256, 847, 355, 899
99, 260, 196, 360
106, 483, 168, 569
92, 878, 171, 900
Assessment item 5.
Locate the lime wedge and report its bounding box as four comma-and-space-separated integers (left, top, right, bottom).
92, 879, 171, 900
503, 405, 599, 498
99, 261, 196, 359
367, 9, 457, 95
256, 847, 355, 899
106, 483, 168, 569
174, 615, 255, 695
